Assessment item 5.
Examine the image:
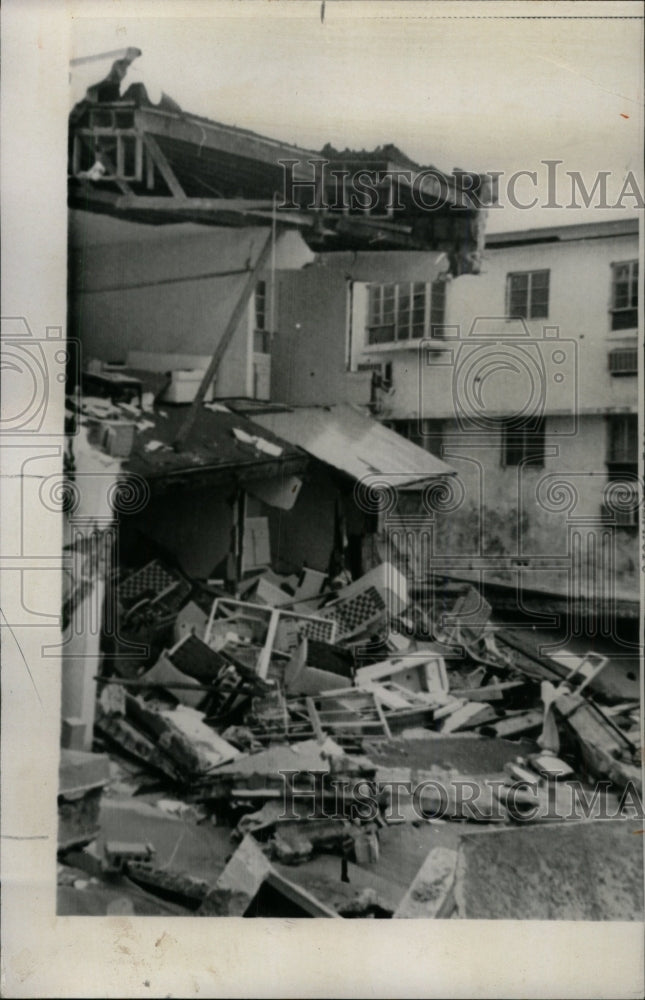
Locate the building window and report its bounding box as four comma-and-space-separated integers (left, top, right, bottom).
601, 482, 640, 530
608, 347, 638, 376
610, 261, 638, 330
506, 270, 550, 319
388, 418, 443, 455
501, 417, 546, 467
254, 280, 270, 353
607, 414, 638, 477
367, 281, 446, 345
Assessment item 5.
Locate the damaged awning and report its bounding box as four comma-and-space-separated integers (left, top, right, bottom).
113, 397, 309, 494
232, 403, 454, 487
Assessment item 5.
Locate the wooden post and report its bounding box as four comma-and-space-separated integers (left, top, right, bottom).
256, 608, 280, 680
174, 228, 275, 450
235, 489, 247, 588
142, 133, 187, 199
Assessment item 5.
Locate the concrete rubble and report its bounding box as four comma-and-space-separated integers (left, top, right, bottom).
58, 554, 644, 919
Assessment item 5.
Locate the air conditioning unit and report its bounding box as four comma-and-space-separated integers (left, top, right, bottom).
608, 347, 638, 376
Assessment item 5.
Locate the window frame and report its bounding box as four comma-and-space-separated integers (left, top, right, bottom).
608, 346, 638, 377
366, 280, 446, 346
610, 260, 638, 331
606, 413, 638, 469
253, 280, 271, 354
389, 417, 444, 455
500, 417, 547, 468
601, 478, 640, 531
505, 269, 550, 320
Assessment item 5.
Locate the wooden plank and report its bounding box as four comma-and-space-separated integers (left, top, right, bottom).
306, 697, 325, 742
108, 195, 314, 228
480, 710, 543, 738
117, 195, 274, 212
136, 105, 311, 166
145, 143, 155, 189
554, 691, 642, 792
141, 132, 187, 199
452, 680, 527, 702
373, 698, 392, 739
256, 608, 280, 681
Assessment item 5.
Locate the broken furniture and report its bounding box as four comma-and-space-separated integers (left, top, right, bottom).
58, 749, 112, 852
62, 544, 642, 920
103, 840, 156, 876
553, 651, 609, 695
283, 637, 354, 696
306, 689, 393, 742
316, 562, 408, 642
355, 652, 448, 696
205, 598, 338, 680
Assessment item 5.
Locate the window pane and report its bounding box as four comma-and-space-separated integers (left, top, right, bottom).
503, 418, 545, 466
630, 264, 639, 306
367, 282, 431, 344
613, 262, 638, 311
529, 298, 548, 319
611, 308, 638, 330
529, 272, 549, 318
608, 415, 637, 463
253, 330, 270, 353
368, 324, 393, 345
397, 285, 411, 340
382, 285, 396, 324
412, 285, 427, 337
509, 293, 528, 318
368, 286, 382, 324
430, 281, 446, 328
508, 273, 529, 317
504, 437, 524, 466
614, 283, 630, 309
255, 284, 266, 330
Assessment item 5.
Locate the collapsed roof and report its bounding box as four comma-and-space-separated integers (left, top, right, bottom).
69, 50, 495, 274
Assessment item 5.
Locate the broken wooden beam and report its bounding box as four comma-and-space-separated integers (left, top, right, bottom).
174, 228, 275, 450
553, 690, 642, 793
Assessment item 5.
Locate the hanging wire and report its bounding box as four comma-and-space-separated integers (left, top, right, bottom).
270, 191, 278, 337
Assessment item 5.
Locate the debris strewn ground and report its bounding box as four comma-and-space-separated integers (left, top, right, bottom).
58, 557, 643, 918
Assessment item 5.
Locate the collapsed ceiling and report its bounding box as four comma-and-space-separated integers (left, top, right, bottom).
69, 50, 495, 274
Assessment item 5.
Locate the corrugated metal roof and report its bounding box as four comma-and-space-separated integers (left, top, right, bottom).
246, 404, 454, 485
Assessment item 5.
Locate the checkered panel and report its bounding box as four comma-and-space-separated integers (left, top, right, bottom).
297, 617, 337, 644
118, 560, 181, 603
320, 586, 386, 640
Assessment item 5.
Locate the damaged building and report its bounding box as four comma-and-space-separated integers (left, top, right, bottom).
57, 48, 643, 921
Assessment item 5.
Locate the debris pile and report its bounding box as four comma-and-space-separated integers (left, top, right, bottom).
58, 558, 643, 918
